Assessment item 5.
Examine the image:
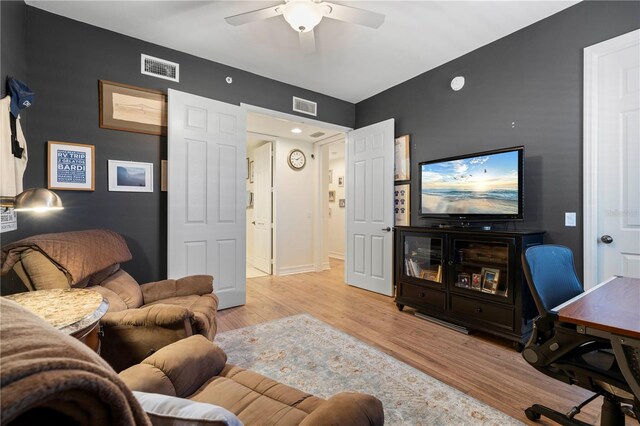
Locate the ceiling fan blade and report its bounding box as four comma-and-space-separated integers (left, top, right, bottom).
299, 30, 316, 54
321, 2, 385, 29
225, 4, 282, 26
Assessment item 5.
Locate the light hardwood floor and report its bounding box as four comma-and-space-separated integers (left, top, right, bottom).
217, 259, 609, 425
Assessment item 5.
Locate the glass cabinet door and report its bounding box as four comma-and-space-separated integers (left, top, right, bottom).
403, 234, 444, 284
451, 239, 510, 298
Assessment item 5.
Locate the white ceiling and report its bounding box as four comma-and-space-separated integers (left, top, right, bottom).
27, 1, 578, 103
247, 111, 343, 150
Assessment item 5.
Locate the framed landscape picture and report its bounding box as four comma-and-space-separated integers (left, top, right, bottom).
48, 141, 95, 191
108, 160, 153, 192
99, 80, 167, 136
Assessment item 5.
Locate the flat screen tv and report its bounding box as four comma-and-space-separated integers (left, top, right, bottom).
419, 146, 524, 221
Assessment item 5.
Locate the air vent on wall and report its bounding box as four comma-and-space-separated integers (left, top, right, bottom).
141, 54, 179, 82
310, 131, 325, 138
293, 96, 317, 116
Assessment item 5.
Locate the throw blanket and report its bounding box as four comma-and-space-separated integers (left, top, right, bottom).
1, 229, 132, 286
0, 298, 151, 425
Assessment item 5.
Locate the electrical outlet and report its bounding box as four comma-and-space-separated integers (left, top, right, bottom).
565, 212, 577, 227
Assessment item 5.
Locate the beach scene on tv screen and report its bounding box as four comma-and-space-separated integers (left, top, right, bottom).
421, 151, 519, 214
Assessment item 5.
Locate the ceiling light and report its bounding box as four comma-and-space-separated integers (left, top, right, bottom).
291, 127, 303, 134
282, 0, 323, 33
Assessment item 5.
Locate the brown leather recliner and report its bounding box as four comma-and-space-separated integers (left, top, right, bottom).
1, 229, 218, 371
1, 298, 384, 426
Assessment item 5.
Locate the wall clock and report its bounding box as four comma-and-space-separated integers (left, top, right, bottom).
287, 149, 306, 170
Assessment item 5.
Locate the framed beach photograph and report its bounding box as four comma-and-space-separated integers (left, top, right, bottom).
48, 141, 95, 191
481, 267, 500, 294
394, 135, 410, 182
99, 80, 167, 136
108, 160, 153, 192
329, 190, 336, 202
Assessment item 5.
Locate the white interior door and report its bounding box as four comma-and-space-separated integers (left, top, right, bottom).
168, 89, 246, 309
345, 119, 395, 296
585, 29, 640, 287
253, 142, 272, 274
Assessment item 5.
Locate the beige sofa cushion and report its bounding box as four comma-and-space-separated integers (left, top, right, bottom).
20, 249, 69, 290
99, 270, 143, 309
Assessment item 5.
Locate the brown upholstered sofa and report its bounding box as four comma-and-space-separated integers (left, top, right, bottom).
1, 229, 218, 371
1, 298, 384, 426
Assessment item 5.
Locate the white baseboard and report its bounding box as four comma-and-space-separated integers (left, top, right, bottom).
322, 261, 331, 270
277, 264, 315, 276
328, 252, 344, 260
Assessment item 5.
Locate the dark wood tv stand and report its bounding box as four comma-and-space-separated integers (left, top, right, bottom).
394, 226, 544, 349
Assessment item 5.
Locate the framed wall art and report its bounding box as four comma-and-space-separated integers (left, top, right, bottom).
394, 135, 410, 181
48, 141, 95, 191
394, 183, 410, 226
339, 199, 345, 208
329, 190, 336, 202
99, 80, 167, 136
108, 160, 153, 192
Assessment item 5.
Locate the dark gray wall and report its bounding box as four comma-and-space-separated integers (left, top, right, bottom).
2, 6, 354, 283
355, 1, 640, 281
1, 1, 27, 98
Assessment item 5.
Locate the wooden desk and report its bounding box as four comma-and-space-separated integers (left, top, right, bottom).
552, 277, 640, 339
4, 288, 109, 351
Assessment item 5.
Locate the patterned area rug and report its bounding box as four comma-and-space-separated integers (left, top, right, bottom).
215, 314, 522, 425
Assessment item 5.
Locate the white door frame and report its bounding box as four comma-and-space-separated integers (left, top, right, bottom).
313, 134, 347, 271
583, 29, 640, 288
240, 103, 352, 274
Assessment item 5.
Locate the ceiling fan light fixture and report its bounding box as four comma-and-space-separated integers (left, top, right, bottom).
282, 0, 323, 33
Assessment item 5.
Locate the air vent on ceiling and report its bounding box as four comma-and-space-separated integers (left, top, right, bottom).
141, 54, 179, 82
310, 131, 326, 138
293, 96, 317, 116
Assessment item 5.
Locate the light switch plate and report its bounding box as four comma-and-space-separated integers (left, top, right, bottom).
565, 212, 577, 227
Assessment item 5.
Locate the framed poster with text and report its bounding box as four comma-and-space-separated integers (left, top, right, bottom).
48, 141, 95, 191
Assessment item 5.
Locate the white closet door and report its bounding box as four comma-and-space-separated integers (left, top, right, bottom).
253, 142, 272, 274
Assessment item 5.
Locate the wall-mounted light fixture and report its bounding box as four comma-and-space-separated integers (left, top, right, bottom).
450, 76, 465, 91
10, 188, 64, 213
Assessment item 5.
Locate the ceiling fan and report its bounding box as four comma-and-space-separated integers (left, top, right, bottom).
225, 0, 385, 54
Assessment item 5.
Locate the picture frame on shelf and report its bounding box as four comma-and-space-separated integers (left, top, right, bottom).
48, 141, 95, 191
471, 273, 482, 290
457, 272, 471, 288
394, 134, 410, 181
481, 267, 500, 294
99, 80, 167, 136
108, 160, 153, 192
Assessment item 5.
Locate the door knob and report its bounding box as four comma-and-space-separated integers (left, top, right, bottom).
600, 235, 613, 244
381, 227, 391, 232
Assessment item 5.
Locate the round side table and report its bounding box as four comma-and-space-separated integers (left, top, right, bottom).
5, 288, 109, 352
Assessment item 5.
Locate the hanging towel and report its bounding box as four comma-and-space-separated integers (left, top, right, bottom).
1, 95, 28, 198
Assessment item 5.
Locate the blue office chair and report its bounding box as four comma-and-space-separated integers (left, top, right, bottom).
521, 245, 638, 425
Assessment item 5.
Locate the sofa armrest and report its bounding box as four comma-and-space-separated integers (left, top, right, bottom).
119, 335, 227, 398
140, 275, 214, 304
101, 304, 194, 328
299, 392, 384, 426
